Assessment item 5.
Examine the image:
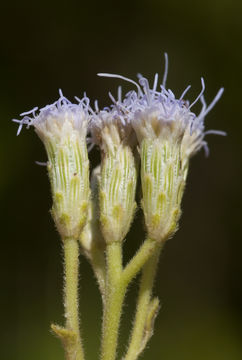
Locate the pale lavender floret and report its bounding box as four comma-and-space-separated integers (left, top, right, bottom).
13, 106, 38, 135
89, 85, 140, 151
97, 54, 226, 156
13, 89, 91, 137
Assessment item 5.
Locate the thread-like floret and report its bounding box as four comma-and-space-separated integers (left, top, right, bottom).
98, 54, 226, 158
90, 91, 137, 153
13, 90, 91, 143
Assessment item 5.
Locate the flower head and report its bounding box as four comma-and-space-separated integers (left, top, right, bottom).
90, 91, 137, 155
13, 91, 91, 240
89, 95, 138, 244
13, 90, 90, 143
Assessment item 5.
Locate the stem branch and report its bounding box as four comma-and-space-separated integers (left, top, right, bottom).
122, 238, 158, 285
124, 246, 162, 360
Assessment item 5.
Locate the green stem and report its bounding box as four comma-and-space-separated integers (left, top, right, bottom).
122, 238, 158, 285
124, 247, 162, 360
101, 242, 124, 360
64, 237, 85, 360
89, 246, 106, 302
100, 238, 160, 360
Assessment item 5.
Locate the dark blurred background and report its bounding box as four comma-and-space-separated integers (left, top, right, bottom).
1, 0, 242, 359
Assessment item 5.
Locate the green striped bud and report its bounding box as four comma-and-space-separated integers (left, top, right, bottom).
92, 114, 138, 244
46, 127, 90, 240
25, 96, 91, 240
79, 165, 105, 256
140, 138, 187, 242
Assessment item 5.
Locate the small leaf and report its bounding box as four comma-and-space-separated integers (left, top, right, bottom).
51, 323, 78, 360
138, 297, 160, 356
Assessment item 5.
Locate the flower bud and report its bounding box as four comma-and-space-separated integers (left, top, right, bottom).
91, 105, 138, 244
131, 69, 224, 242
14, 91, 91, 240
140, 138, 184, 241
79, 165, 105, 256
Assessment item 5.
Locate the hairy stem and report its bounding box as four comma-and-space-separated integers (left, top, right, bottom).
122, 238, 159, 285
64, 237, 85, 360
100, 238, 160, 360
101, 242, 124, 360
89, 246, 106, 301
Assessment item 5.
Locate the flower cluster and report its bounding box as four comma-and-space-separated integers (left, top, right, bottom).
13, 55, 225, 243
95, 56, 225, 241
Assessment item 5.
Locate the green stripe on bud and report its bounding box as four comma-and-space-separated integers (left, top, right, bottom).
43, 132, 90, 240
141, 138, 187, 242
99, 144, 137, 243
